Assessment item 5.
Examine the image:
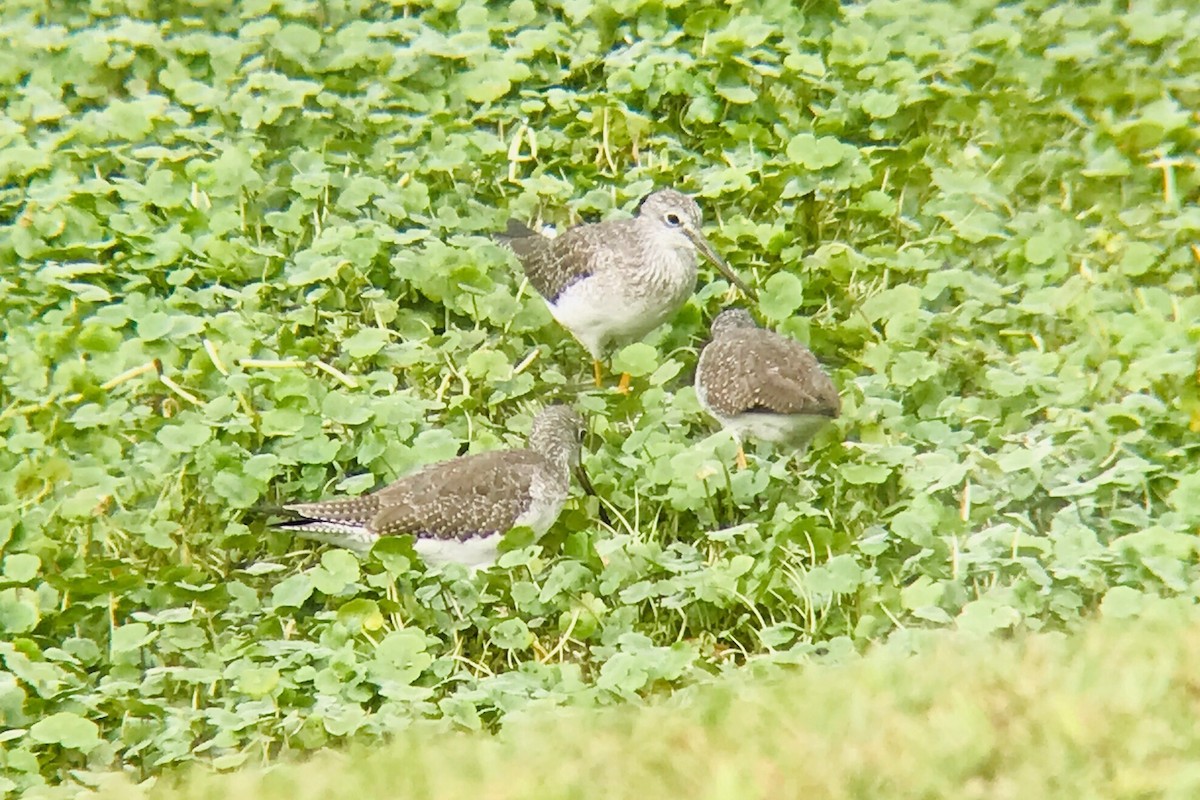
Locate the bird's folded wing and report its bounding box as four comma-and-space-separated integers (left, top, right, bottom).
495, 222, 598, 302
711, 335, 840, 417
754, 365, 841, 416
370, 450, 541, 541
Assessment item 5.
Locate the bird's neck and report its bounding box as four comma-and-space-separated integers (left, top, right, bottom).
528, 434, 575, 476
632, 231, 697, 294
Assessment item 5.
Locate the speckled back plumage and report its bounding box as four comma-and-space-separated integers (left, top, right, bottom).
494, 190, 705, 304
696, 309, 840, 422
493, 190, 746, 361
280, 449, 546, 540
275, 406, 585, 561
494, 219, 601, 303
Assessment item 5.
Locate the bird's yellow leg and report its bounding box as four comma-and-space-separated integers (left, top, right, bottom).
735, 443, 748, 471
616, 372, 632, 395
593, 359, 603, 388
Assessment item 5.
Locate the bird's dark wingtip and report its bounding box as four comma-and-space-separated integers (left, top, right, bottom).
270, 517, 313, 531
238, 503, 292, 526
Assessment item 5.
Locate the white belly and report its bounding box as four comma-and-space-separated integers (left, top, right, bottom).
722, 411, 833, 451
548, 272, 693, 358
413, 481, 565, 571
414, 533, 502, 571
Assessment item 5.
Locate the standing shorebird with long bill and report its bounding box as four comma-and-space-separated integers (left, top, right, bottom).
273, 405, 590, 570
696, 309, 840, 469
496, 189, 755, 393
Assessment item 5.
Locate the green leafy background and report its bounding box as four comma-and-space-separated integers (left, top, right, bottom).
1, 0, 1198, 793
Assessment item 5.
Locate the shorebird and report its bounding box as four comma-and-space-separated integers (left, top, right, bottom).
274, 405, 589, 570
695, 308, 840, 469
496, 188, 755, 393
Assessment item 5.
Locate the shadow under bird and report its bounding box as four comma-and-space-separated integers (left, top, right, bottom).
273, 405, 589, 570
496, 188, 756, 392
695, 308, 840, 469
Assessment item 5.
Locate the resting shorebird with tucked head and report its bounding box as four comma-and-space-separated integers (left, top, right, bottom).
274, 405, 589, 570
495, 188, 755, 393
695, 308, 840, 469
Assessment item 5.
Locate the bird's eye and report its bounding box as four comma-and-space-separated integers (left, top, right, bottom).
665, 213, 682, 227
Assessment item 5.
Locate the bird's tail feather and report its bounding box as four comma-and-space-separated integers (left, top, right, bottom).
280, 494, 377, 523
274, 518, 377, 554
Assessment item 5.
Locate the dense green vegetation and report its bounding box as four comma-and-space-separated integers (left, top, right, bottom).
97, 599, 1200, 799
0, 0, 1197, 794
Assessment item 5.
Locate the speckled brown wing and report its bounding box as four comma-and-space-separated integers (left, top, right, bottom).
700, 328, 840, 417
495, 219, 608, 303
366, 449, 543, 542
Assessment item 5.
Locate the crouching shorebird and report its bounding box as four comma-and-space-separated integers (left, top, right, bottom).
696, 309, 840, 469
496, 188, 756, 393
274, 405, 589, 570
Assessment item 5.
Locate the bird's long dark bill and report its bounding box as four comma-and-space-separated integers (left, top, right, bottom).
574, 463, 612, 528
689, 231, 758, 300
574, 463, 599, 498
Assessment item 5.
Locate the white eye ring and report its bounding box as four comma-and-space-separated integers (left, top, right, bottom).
665, 213, 682, 227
